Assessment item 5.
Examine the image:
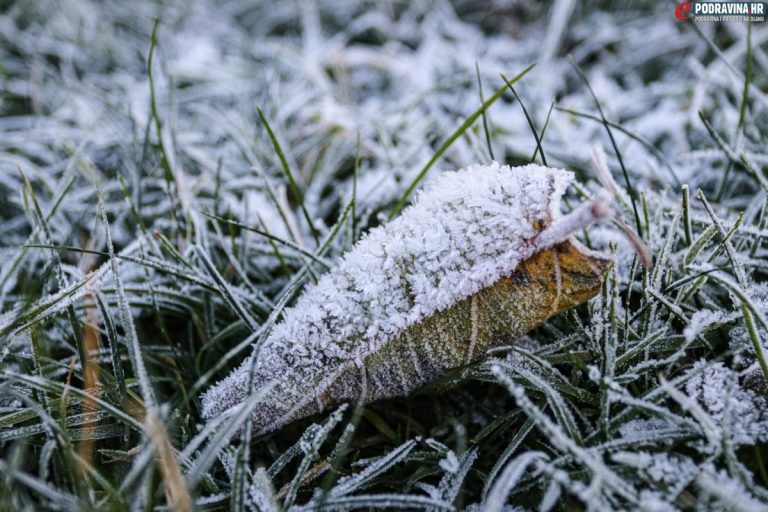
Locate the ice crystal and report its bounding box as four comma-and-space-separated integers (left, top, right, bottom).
439, 451, 460, 474
697, 465, 766, 512
730, 282, 768, 359
645, 453, 698, 487
685, 361, 768, 446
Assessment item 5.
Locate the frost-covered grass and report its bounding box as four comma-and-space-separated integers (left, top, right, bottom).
1, 1, 768, 510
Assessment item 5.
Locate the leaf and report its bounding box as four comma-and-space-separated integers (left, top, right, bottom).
482, 418, 535, 499
328, 439, 418, 497
436, 446, 478, 504
202, 163, 612, 434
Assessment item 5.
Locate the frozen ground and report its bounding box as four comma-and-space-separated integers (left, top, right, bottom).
1, 1, 767, 510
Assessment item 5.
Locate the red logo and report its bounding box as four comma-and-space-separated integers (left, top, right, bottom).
675, 1, 692, 20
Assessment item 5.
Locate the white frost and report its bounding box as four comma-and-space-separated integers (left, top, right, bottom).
685, 361, 768, 446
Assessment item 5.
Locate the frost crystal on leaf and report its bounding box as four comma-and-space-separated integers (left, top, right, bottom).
730, 282, 768, 361
202, 163, 608, 433
438, 451, 460, 474
247, 468, 278, 512
685, 361, 768, 446
684, 309, 733, 343
697, 465, 766, 512
645, 453, 698, 487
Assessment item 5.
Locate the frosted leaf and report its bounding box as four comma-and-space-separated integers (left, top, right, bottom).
202, 163, 612, 434
217, 450, 236, 480
298, 424, 322, 455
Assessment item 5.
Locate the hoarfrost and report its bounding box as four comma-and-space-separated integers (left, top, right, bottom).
697, 465, 766, 512
684, 361, 768, 446
3, 0, 768, 509
730, 282, 768, 359
438, 451, 460, 474
684, 309, 733, 343
636, 490, 678, 512
616, 418, 680, 446
247, 468, 279, 512
645, 453, 698, 487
